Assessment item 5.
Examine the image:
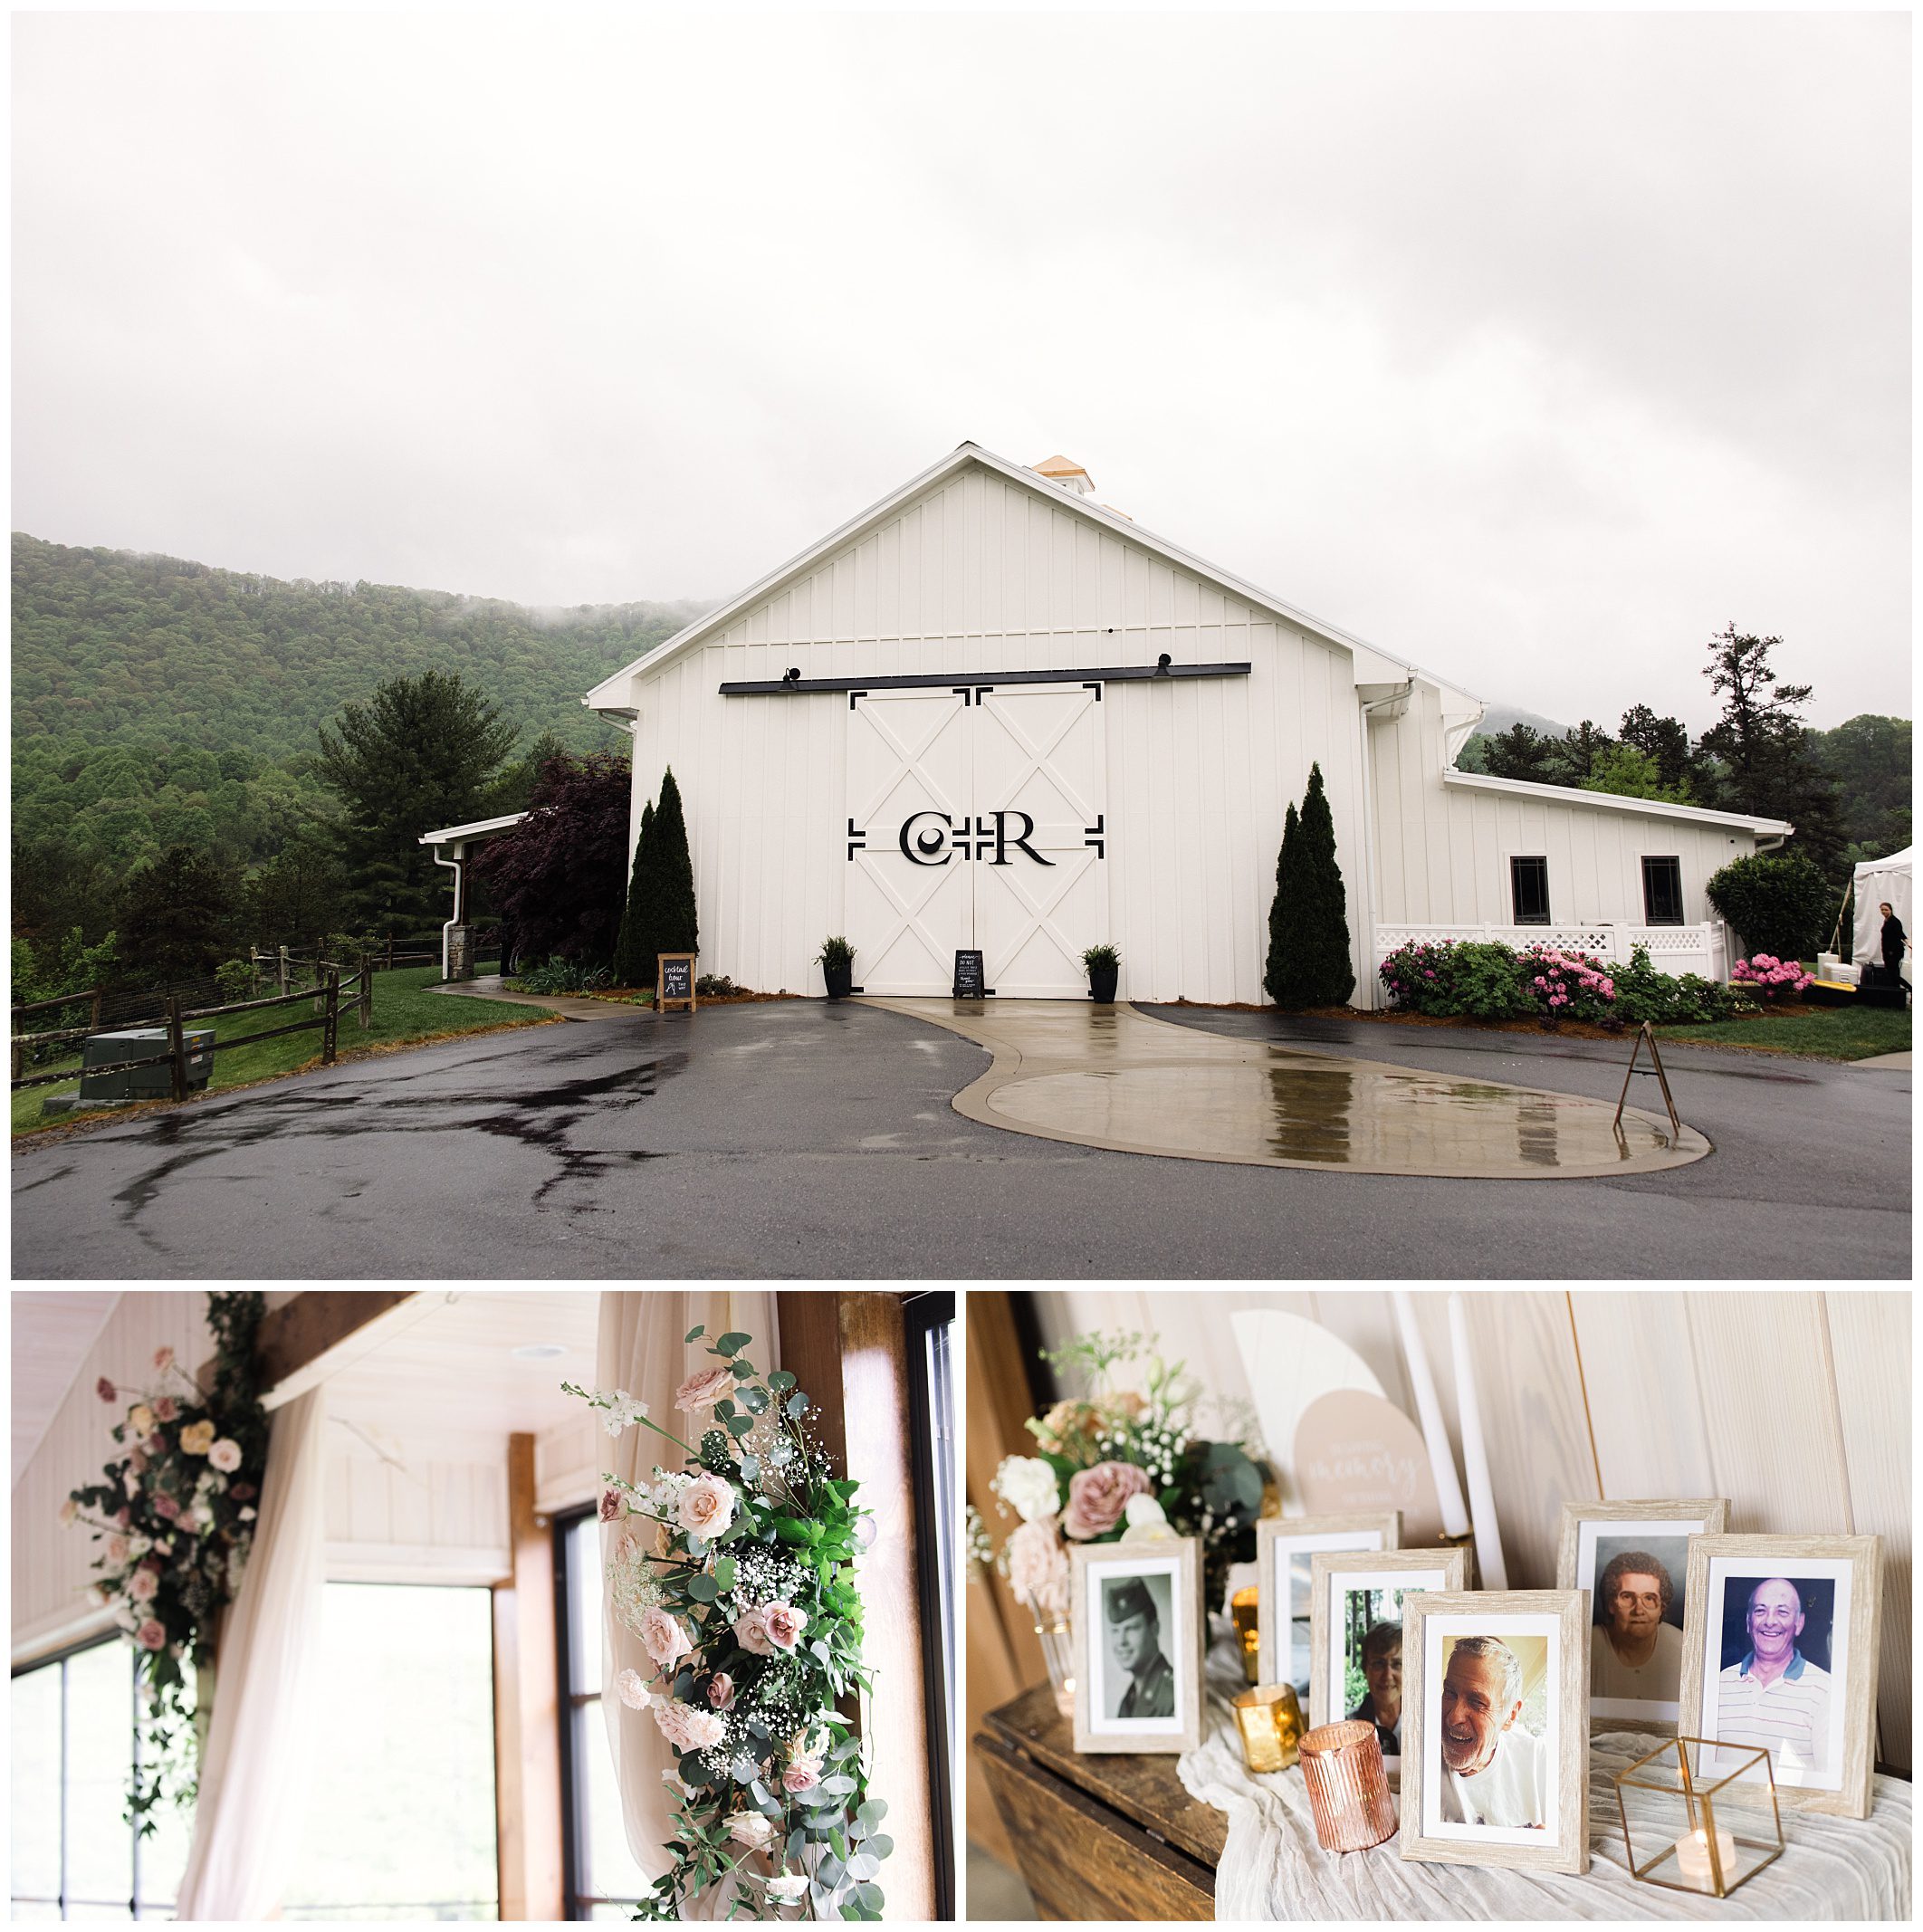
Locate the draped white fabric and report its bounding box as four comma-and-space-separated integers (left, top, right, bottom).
174, 1385, 330, 1921
1179, 1640, 1912, 1920
596, 1290, 783, 1882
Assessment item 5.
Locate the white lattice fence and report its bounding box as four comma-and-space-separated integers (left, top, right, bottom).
1373, 924, 1725, 978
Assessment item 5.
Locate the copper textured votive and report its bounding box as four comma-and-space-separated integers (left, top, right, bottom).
1299, 1719, 1396, 1851
1229, 1586, 1262, 1684
1231, 1682, 1303, 1774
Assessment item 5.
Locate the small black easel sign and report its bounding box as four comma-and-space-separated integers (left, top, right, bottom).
657, 952, 698, 1013
953, 950, 990, 999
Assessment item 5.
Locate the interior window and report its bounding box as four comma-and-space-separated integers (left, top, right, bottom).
1641, 856, 1685, 924
1509, 856, 1550, 925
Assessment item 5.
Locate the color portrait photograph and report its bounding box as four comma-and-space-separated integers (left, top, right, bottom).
1256, 1513, 1398, 1699
1705, 1570, 1846, 1789
1309, 1548, 1465, 1768
1432, 1630, 1554, 1831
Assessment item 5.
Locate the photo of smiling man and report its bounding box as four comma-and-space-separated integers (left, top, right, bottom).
1435, 1634, 1550, 1829
1714, 1576, 1835, 1777
1104, 1573, 1176, 1720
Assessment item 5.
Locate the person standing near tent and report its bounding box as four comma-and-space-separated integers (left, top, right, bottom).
1880, 902, 1906, 978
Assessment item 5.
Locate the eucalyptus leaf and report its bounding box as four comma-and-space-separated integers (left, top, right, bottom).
786, 1392, 809, 1419
865, 1834, 894, 1860
856, 1882, 885, 1912
845, 1852, 878, 1883
768, 1370, 797, 1392
727, 1414, 755, 1438
738, 1456, 760, 1483
855, 1800, 887, 1832
822, 1774, 856, 1796
687, 1573, 719, 1602
717, 1332, 751, 1356
684, 1324, 706, 1344
713, 1556, 737, 1590
739, 1384, 770, 1414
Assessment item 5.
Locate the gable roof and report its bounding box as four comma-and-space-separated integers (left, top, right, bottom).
1441, 768, 1794, 836
583, 441, 1482, 714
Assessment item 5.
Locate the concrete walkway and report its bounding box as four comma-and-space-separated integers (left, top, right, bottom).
860, 998, 1709, 1179
426, 975, 644, 1022
1853, 1050, 1913, 1070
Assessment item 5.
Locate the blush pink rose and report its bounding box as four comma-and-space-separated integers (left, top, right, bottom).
641, 1608, 694, 1672
652, 1700, 727, 1752
780, 1761, 820, 1794
674, 1366, 736, 1412
129, 1569, 159, 1602
107, 1535, 130, 1564
153, 1396, 178, 1423
733, 1608, 775, 1656
136, 1620, 167, 1650
676, 1473, 735, 1540
1006, 1516, 1070, 1615
761, 1602, 806, 1651
598, 1487, 623, 1524
207, 1439, 242, 1473
154, 1495, 180, 1521
1062, 1462, 1153, 1541
707, 1672, 735, 1709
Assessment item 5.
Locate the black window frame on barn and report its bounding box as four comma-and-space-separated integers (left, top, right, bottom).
1641, 856, 1686, 925
1510, 855, 1551, 925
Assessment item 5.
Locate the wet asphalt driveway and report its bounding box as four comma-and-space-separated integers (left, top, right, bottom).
10, 999, 1910, 1280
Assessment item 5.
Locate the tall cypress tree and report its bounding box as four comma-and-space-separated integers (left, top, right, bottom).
611, 798, 655, 987
1265, 765, 1354, 1009
1263, 802, 1302, 1005
652, 768, 700, 957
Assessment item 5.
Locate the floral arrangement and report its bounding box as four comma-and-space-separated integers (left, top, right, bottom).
62, 1292, 268, 1830
567, 1325, 890, 1922
1730, 952, 1813, 1001
985, 1330, 1268, 1621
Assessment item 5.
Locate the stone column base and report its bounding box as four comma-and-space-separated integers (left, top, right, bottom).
446, 925, 474, 981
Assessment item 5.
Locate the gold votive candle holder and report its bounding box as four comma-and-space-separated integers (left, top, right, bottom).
1229, 1586, 1262, 1684
1299, 1718, 1396, 1851
1231, 1682, 1303, 1774
1614, 1736, 1783, 1899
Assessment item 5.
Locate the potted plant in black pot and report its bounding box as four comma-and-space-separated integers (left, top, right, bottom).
1083, 942, 1121, 1002
818, 934, 856, 1000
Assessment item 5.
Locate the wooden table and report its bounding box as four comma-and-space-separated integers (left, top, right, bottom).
976, 1684, 1226, 1919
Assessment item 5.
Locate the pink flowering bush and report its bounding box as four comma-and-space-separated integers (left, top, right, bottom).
1378, 940, 1535, 1019
1516, 946, 1618, 1027
1730, 953, 1813, 1001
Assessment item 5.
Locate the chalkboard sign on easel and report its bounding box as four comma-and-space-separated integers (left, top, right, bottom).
657, 952, 697, 1013
953, 949, 988, 999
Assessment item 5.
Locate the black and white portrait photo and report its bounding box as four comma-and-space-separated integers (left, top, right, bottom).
1070, 1541, 1202, 1754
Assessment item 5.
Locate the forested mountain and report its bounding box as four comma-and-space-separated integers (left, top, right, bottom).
12, 531, 706, 880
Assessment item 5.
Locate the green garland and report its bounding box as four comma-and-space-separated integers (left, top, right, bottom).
62, 1291, 268, 1831
568, 1324, 891, 1921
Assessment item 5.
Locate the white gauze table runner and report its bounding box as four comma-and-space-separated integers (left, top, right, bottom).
1178, 1644, 1911, 1921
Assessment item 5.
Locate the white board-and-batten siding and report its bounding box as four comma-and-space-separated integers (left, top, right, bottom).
1369, 684, 1762, 930
618, 464, 1369, 1005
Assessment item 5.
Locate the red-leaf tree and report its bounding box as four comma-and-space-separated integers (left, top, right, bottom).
468, 751, 631, 963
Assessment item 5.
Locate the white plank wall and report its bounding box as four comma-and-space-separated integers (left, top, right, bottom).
14, 1291, 214, 1660
1028, 1288, 1910, 1772
535, 1411, 602, 1516
324, 1424, 511, 1585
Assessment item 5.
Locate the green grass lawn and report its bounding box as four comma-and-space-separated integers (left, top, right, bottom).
1657, 1004, 1910, 1061
12, 966, 559, 1137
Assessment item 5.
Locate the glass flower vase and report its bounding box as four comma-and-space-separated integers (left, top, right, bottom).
1031, 1609, 1075, 1718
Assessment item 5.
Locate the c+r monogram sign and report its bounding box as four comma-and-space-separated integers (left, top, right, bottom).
844, 810, 1107, 866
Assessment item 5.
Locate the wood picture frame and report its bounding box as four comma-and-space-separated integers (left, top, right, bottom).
1255, 1511, 1401, 1693
1308, 1545, 1468, 1772
1069, 1538, 1205, 1755
656, 952, 697, 1012
1400, 1589, 1590, 1875
1555, 1497, 1729, 1736
1678, 1533, 1881, 1819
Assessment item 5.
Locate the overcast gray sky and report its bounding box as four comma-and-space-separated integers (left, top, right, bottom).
13, 9, 1909, 729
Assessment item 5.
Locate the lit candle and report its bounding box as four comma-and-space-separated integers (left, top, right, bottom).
1391, 1291, 1470, 1537
1674, 1826, 1737, 1890
1448, 1293, 1507, 1589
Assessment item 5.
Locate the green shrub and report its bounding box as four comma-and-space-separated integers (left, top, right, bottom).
1611, 946, 1755, 1024
510, 956, 612, 995
215, 960, 257, 1005
818, 935, 855, 971
695, 973, 743, 998
1707, 851, 1832, 961
1378, 940, 1531, 1019
1266, 765, 1354, 1008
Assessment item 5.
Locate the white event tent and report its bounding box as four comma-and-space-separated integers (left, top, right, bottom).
1853, 845, 1913, 980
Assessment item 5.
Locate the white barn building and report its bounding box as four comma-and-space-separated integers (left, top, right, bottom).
575, 444, 1791, 1005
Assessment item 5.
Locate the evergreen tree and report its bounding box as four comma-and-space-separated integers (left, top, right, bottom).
115, 846, 243, 986
1263, 802, 1302, 1006
1481, 722, 1557, 782
652, 768, 700, 957
1618, 703, 1699, 796
612, 799, 655, 987
315, 668, 519, 933
1548, 719, 1615, 786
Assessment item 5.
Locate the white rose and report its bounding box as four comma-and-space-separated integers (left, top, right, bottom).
993, 1456, 1061, 1525
765, 1874, 808, 1905
728, 1812, 777, 1851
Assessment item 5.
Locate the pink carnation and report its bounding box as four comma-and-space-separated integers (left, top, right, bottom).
614, 1668, 650, 1710
1062, 1461, 1153, 1541
652, 1699, 727, 1752
1006, 1516, 1070, 1615
674, 1366, 737, 1412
